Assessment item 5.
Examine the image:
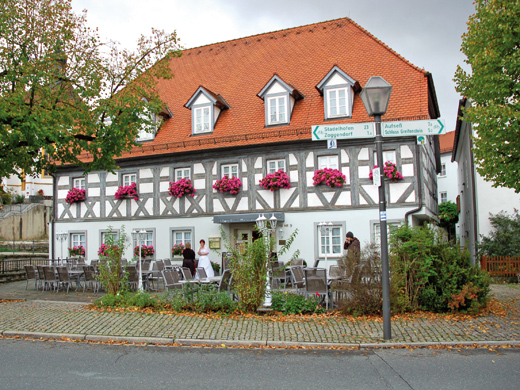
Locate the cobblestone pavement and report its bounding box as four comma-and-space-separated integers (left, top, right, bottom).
1, 282, 519, 347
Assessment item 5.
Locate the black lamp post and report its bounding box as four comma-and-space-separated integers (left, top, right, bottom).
360, 76, 393, 340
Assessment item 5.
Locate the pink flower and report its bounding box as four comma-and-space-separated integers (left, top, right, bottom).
213, 176, 242, 194
312, 168, 346, 188
259, 170, 291, 191
65, 188, 86, 204
168, 179, 196, 198
369, 161, 404, 181
115, 183, 139, 200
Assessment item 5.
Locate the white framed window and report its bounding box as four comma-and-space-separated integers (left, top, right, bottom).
268, 96, 287, 125
318, 225, 343, 257
327, 87, 348, 118
122, 173, 137, 187
101, 231, 118, 245
440, 192, 448, 203
318, 155, 339, 170
70, 232, 86, 248
175, 168, 191, 181
194, 106, 211, 133
267, 159, 286, 174
439, 163, 447, 177
372, 221, 402, 244
221, 163, 239, 178
73, 177, 86, 190
173, 230, 192, 246
373, 150, 396, 165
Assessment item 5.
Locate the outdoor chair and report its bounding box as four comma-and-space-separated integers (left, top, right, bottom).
90, 259, 99, 267
293, 258, 305, 267
181, 267, 199, 284
42, 266, 58, 292
24, 265, 38, 290
217, 269, 237, 300
304, 267, 329, 309
56, 266, 73, 293
83, 265, 100, 293
289, 266, 305, 295
126, 266, 139, 291
312, 259, 321, 268
195, 267, 211, 283
163, 259, 172, 269
147, 262, 163, 291
271, 261, 288, 289
162, 270, 183, 293
37, 266, 46, 291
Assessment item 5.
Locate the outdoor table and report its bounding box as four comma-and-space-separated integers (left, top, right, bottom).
67, 269, 85, 291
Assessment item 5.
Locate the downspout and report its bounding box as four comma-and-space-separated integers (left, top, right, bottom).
404, 143, 423, 226
50, 172, 57, 260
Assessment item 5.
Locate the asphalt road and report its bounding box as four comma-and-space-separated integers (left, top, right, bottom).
1, 339, 519, 389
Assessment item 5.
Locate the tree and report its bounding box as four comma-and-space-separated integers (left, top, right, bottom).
454, 0, 520, 192
0, 0, 182, 179
479, 210, 520, 256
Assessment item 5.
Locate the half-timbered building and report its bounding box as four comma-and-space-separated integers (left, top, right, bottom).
51, 17, 441, 268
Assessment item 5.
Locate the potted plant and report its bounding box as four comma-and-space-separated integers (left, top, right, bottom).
211, 261, 221, 275
68, 245, 85, 257
312, 168, 346, 188
168, 178, 196, 198
133, 244, 154, 258
65, 188, 86, 204
259, 170, 291, 191
115, 182, 139, 200
213, 175, 242, 194
369, 161, 403, 182
171, 243, 185, 257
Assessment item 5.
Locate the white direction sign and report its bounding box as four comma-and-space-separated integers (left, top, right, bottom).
382, 119, 445, 137
312, 123, 374, 141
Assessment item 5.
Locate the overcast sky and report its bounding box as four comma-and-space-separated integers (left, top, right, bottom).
72, 0, 475, 132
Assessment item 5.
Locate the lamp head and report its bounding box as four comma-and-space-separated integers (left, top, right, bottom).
360, 76, 392, 117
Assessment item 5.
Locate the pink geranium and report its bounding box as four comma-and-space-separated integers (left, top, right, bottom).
369, 161, 403, 181
168, 179, 196, 198
213, 175, 242, 194
65, 188, 86, 204
259, 170, 291, 191
312, 168, 346, 188
115, 182, 139, 200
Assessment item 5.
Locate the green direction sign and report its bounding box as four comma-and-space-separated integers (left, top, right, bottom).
381, 119, 445, 137
312, 123, 374, 141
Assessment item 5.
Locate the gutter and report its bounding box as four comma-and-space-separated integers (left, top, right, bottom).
404, 143, 423, 225
50, 172, 57, 260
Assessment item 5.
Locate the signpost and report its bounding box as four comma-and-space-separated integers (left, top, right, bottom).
311, 119, 445, 141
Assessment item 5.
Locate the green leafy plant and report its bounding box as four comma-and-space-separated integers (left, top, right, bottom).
97, 226, 129, 295
220, 225, 299, 312
479, 210, 520, 257
271, 292, 325, 315
438, 201, 459, 229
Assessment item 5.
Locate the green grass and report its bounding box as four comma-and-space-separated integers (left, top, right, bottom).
0, 248, 20, 252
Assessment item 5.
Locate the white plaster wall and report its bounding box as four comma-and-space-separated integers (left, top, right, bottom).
437, 153, 458, 203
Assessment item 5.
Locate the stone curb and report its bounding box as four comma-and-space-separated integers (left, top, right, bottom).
2, 331, 520, 349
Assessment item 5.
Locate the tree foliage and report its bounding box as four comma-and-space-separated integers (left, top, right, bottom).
454, 0, 520, 192
0, 0, 182, 178
479, 209, 520, 256
438, 201, 459, 229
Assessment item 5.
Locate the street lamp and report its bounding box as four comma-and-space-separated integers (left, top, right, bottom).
55, 231, 68, 264
256, 213, 277, 307
318, 222, 333, 270
360, 76, 393, 340
132, 229, 147, 292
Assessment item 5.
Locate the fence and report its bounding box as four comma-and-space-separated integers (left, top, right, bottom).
480, 255, 520, 277
0, 258, 50, 275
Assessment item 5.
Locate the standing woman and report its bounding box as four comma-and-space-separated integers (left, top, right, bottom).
182, 242, 196, 278
197, 239, 214, 277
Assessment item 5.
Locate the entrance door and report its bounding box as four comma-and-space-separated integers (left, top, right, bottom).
235, 229, 252, 254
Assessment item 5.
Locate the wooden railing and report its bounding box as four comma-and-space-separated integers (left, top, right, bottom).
480, 255, 520, 277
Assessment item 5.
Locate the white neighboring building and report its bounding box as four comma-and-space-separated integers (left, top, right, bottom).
2, 171, 53, 199
437, 131, 458, 205
452, 98, 520, 264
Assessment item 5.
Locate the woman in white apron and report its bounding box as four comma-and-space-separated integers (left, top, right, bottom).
197, 239, 214, 278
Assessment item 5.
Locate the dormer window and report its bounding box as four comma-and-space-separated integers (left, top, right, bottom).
317, 66, 359, 120
185, 86, 229, 135
258, 75, 303, 127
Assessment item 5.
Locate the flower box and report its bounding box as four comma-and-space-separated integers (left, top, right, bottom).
168, 179, 196, 198
134, 244, 154, 258
259, 170, 291, 191
171, 243, 185, 257
65, 188, 86, 204
369, 161, 403, 181
115, 182, 139, 200
312, 168, 346, 188
213, 175, 242, 194
68, 245, 85, 257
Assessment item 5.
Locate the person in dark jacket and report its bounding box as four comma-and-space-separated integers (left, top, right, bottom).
182, 242, 196, 277
343, 231, 361, 277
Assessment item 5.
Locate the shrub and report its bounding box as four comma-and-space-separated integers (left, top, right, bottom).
168, 178, 196, 198
93, 291, 164, 311
478, 210, 520, 256
312, 168, 346, 188
389, 224, 490, 313
271, 292, 325, 315
115, 183, 139, 200
335, 242, 383, 316
259, 170, 291, 191
165, 284, 238, 314
97, 226, 129, 295
65, 188, 86, 204
213, 176, 242, 194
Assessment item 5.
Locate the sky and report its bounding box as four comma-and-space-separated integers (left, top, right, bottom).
72, 0, 475, 132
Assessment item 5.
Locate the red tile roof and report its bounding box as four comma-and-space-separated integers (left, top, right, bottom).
439, 131, 456, 154
79, 17, 436, 161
